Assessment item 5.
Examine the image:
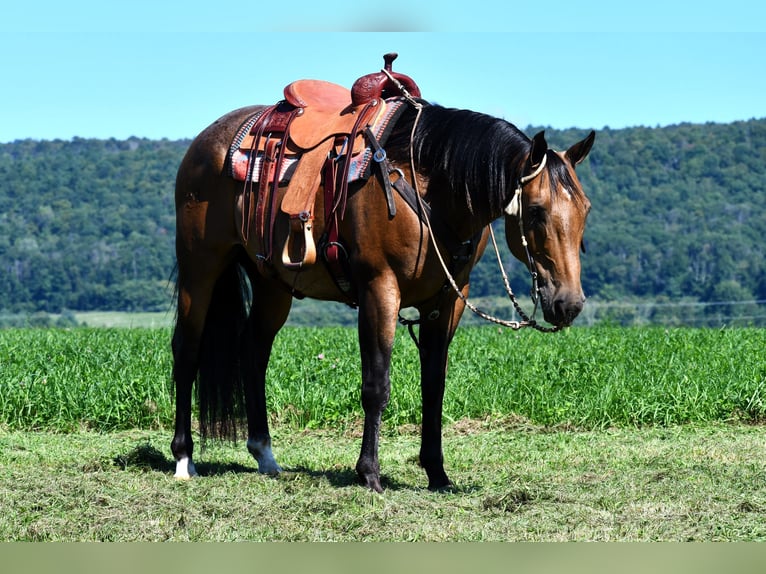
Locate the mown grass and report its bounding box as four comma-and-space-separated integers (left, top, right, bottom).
2, 423, 766, 541
1, 326, 765, 432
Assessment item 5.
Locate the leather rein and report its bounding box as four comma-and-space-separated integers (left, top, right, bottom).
381, 71, 560, 334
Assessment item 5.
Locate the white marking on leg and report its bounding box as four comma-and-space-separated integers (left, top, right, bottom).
174, 456, 198, 480
247, 437, 282, 475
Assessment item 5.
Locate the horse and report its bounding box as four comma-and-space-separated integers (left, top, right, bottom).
170, 67, 594, 492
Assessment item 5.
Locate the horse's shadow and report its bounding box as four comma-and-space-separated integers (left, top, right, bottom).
113, 443, 477, 493
113, 443, 260, 476
281, 465, 407, 491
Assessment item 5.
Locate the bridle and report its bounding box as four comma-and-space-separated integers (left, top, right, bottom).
382, 70, 561, 334
497, 153, 561, 332
419, 152, 562, 334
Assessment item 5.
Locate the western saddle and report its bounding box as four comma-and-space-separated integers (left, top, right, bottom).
233, 53, 421, 276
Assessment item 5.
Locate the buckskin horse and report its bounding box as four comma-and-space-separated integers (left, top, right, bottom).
171, 54, 595, 492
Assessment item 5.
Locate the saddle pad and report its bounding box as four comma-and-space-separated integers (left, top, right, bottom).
228, 99, 407, 185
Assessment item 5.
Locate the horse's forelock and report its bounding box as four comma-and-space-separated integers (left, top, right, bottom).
543, 151, 587, 207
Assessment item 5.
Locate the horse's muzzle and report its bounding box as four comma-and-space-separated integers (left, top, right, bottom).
542, 291, 585, 328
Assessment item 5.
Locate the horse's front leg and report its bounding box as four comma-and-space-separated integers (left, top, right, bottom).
417, 292, 467, 490
355, 278, 400, 493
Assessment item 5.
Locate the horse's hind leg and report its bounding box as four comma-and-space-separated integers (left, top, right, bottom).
242, 270, 293, 474
171, 265, 220, 479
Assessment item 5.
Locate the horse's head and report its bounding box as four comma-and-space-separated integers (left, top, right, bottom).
504, 130, 595, 328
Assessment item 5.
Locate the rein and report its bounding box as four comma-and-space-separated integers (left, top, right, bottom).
414, 159, 560, 334
386, 87, 559, 336
500, 154, 562, 332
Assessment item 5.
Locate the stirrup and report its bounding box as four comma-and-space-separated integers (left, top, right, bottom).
282, 211, 317, 270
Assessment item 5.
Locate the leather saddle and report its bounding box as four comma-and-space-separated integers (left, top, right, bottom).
235, 53, 421, 271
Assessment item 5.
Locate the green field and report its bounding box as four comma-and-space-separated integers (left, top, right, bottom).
1, 325, 765, 541
1, 326, 765, 432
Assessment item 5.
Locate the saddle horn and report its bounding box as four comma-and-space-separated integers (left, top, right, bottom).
351, 52, 421, 106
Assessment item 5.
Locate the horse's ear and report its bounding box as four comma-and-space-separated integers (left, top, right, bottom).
529, 131, 548, 168
566, 130, 596, 166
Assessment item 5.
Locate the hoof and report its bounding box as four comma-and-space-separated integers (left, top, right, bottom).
359, 473, 384, 493
247, 437, 282, 475
356, 459, 383, 492
428, 479, 454, 492
174, 457, 198, 480
258, 462, 283, 477
425, 468, 452, 491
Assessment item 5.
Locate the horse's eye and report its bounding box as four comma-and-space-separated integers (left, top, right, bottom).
527, 206, 545, 227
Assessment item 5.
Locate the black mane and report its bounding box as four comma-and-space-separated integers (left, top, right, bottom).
386, 104, 532, 219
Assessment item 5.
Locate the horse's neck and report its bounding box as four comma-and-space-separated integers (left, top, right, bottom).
421, 177, 493, 243
417, 155, 509, 243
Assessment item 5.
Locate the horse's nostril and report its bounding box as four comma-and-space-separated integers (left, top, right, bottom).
554, 297, 584, 324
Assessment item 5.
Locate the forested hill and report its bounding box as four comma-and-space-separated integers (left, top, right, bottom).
1, 118, 765, 325
0, 138, 183, 313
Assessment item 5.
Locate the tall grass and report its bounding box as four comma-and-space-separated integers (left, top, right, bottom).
446, 327, 766, 427
1, 326, 764, 432
0, 328, 172, 431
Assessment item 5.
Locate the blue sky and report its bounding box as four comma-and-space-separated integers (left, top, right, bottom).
1, 1, 764, 142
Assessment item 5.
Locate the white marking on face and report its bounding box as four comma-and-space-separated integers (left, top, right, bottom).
247, 438, 283, 475
174, 456, 198, 480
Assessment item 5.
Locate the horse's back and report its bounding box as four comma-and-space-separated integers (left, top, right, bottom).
177, 105, 266, 184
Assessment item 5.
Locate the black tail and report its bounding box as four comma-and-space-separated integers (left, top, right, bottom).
196, 259, 254, 443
